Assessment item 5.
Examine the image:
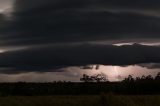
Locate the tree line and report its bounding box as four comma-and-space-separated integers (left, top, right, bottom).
80, 72, 160, 83
0, 72, 159, 96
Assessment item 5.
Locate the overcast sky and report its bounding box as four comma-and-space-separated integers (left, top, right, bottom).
0, 0, 13, 12
0, 0, 160, 81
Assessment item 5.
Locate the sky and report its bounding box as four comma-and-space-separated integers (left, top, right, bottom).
0, 0, 160, 82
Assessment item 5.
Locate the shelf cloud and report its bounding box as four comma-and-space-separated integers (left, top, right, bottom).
0, 44, 159, 73
0, 0, 160, 73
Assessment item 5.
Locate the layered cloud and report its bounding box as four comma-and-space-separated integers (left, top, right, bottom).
0, 0, 160, 47
0, 44, 159, 73
0, 0, 160, 74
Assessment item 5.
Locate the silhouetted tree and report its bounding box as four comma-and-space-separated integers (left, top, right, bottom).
80, 74, 94, 82
93, 74, 107, 82
141, 75, 146, 80
124, 75, 134, 82
145, 75, 153, 81
80, 74, 108, 82
135, 77, 141, 81
155, 72, 160, 80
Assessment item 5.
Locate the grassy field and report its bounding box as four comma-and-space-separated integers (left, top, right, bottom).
0, 94, 159, 106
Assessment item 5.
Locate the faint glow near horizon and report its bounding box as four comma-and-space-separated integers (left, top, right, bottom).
0, 9, 4, 13
0, 65, 159, 82
113, 42, 160, 46
0, 0, 13, 16
0, 49, 5, 53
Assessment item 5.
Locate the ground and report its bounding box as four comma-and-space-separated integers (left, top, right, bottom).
0, 94, 159, 106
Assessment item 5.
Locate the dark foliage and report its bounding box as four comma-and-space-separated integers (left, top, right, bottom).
80, 74, 108, 82
0, 73, 159, 96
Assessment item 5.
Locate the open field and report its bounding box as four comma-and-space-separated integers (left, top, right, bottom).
0, 94, 159, 106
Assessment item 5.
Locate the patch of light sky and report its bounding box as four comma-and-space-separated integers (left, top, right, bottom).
0, 0, 14, 14
0, 65, 159, 82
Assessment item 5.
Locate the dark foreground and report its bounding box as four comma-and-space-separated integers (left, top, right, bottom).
0, 95, 159, 106
0, 81, 159, 96
0, 80, 159, 106
0, 74, 160, 96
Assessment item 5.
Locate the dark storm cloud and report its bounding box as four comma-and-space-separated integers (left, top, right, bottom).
0, 0, 160, 47
0, 0, 13, 9
0, 14, 5, 30
0, 0, 160, 74
0, 44, 160, 74
138, 63, 160, 69
13, 0, 160, 12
